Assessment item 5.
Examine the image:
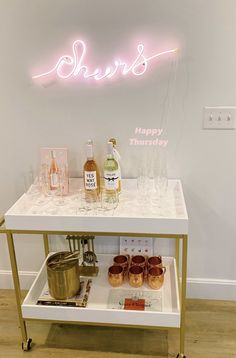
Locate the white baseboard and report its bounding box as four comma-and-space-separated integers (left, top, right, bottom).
0, 270, 38, 290
187, 277, 236, 300
0, 270, 235, 300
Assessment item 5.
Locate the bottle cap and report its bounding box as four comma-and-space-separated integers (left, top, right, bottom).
51, 150, 56, 159
86, 142, 93, 159
107, 142, 114, 156
109, 138, 117, 146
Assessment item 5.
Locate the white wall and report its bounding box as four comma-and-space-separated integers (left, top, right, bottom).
0, 0, 235, 300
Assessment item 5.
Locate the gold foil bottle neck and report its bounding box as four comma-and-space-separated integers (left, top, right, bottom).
109, 138, 117, 146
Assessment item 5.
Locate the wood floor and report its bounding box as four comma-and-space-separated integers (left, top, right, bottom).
0, 290, 235, 358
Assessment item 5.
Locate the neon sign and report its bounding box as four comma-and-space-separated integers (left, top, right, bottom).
32, 40, 177, 82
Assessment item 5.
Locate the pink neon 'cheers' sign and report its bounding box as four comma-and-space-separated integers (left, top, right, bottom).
32, 40, 177, 82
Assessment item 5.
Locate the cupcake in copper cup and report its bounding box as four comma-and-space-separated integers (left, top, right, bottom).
113, 255, 129, 273
108, 265, 124, 287
128, 265, 144, 288
147, 266, 166, 290
147, 255, 163, 270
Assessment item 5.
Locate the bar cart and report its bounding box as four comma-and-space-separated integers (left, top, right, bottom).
1, 179, 188, 358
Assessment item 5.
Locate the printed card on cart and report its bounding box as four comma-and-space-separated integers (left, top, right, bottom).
108, 289, 162, 312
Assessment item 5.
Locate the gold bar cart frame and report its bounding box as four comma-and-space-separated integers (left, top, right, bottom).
0, 218, 188, 358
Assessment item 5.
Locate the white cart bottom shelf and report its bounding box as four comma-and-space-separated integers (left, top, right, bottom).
22, 254, 180, 328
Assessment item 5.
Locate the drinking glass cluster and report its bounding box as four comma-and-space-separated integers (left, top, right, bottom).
76, 187, 119, 215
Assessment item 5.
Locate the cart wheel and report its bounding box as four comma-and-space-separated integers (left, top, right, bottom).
22, 338, 32, 351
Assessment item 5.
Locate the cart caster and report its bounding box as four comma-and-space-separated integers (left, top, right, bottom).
22, 338, 32, 351
176, 354, 186, 358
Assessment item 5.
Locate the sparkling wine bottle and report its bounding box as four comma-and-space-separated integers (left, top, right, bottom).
83, 140, 100, 195
109, 138, 121, 193
104, 142, 119, 191
49, 150, 59, 190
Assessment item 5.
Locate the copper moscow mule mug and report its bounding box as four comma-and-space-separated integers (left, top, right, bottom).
147, 255, 163, 269
128, 265, 144, 288
113, 255, 129, 272
108, 265, 124, 287
131, 255, 146, 269
147, 266, 166, 290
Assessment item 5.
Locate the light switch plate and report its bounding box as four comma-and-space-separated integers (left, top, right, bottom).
203, 106, 236, 129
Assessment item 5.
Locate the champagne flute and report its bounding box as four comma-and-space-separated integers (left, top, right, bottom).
32, 164, 51, 206
54, 165, 67, 206
39, 164, 52, 195
100, 187, 119, 214
137, 155, 151, 208
152, 150, 168, 213
24, 169, 40, 198
137, 175, 151, 200
77, 189, 98, 215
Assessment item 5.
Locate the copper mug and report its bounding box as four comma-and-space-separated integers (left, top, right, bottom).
128, 265, 144, 288
131, 255, 146, 269
113, 255, 129, 272
147, 255, 162, 269
147, 266, 166, 290
108, 265, 124, 287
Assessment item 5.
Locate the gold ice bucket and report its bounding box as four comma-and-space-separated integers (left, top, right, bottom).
46, 251, 80, 300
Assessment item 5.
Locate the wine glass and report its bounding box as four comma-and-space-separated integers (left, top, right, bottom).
137, 175, 151, 199
152, 150, 168, 213
76, 189, 99, 215
53, 166, 68, 206
30, 164, 52, 206
24, 169, 40, 198
136, 153, 152, 209
100, 187, 119, 214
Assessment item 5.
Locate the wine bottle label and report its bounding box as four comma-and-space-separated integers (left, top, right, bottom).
85, 171, 97, 190
50, 173, 59, 188
104, 170, 119, 190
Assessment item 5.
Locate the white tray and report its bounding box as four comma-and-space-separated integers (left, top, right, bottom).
22, 254, 180, 328
5, 179, 188, 235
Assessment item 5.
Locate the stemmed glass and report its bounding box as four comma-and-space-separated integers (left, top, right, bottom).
137, 176, 151, 202
24, 169, 40, 198
23, 166, 50, 213
38, 164, 51, 198
53, 166, 68, 206
76, 189, 99, 215
136, 154, 152, 210
100, 188, 119, 214
152, 150, 168, 214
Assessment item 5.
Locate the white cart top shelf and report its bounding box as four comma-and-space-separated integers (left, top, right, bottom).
5, 179, 188, 234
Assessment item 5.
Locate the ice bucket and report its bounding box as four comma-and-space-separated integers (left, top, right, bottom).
46, 251, 80, 300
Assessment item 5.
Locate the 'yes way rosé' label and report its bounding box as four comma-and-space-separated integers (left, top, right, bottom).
85, 171, 97, 190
